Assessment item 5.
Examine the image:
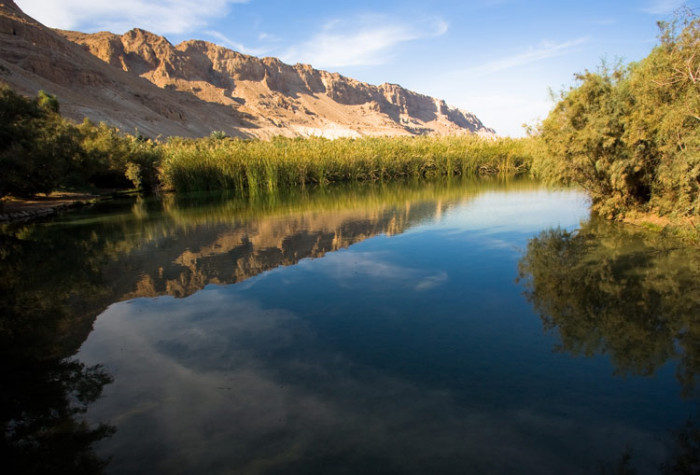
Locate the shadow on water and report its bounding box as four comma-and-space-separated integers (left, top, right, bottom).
598, 415, 699, 475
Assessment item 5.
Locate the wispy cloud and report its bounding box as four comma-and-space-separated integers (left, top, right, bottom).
281, 16, 448, 69
463, 37, 589, 77
204, 30, 267, 56
16, 0, 248, 34
314, 251, 415, 285
643, 0, 685, 14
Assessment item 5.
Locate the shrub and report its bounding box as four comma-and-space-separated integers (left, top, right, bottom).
0, 86, 79, 197
537, 14, 699, 219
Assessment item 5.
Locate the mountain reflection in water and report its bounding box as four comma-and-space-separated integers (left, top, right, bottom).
1, 178, 697, 474
1, 179, 519, 472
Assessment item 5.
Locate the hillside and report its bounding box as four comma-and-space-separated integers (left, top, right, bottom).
0, 1, 495, 139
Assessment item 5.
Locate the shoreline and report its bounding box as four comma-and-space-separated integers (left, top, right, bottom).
0, 192, 102, 223
2, 189, 699, 247
621, 212, 700, 246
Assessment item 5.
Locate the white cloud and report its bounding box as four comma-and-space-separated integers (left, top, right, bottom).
204, 30, 267, 56
281, 16, 448, 69
464, 37, 589, 77
15, 0, 248, 34
643, 0, 685, 14
310, 251, 417, 285
79, 287, 668, 473
420, 37, 588, 136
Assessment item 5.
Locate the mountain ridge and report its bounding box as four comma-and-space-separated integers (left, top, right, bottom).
1, 1, 496, 139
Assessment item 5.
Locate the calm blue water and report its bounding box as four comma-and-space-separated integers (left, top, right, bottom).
2, 180, 697, 473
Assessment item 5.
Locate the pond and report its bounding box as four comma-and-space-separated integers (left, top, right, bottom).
1, 178, 698, 474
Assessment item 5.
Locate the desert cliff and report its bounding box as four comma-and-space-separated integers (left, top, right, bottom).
0, 1, 495, 139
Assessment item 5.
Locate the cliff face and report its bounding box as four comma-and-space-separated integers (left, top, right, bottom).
0, 1, 263, 138
1, 1, 495, 138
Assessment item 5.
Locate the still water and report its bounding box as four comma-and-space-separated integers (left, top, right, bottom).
1, 179, 698, 474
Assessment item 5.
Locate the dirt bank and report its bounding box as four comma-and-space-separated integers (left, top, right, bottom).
0, 192, 100, 222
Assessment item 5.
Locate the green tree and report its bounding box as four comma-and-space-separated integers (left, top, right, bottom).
78, 121, 162, 190
0, 85, 81, 197
537, 14, 699, 219
628, 15, 700, 216
538, 66, 646, 218
0, 84, 163, 196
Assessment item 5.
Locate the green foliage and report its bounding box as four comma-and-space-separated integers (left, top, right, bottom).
0, 85, 163, 196
78, 121, 162, 190
538, 66, 646, 217
209, 130, 228, 140
36, 89, 59, 114
628, 14, 700, 217
0, 85, 80, 197
537, 14, 699, 219
0, 83, 538, 197
160, 135, 536, 193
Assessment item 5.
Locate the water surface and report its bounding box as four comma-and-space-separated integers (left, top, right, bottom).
1, 179, 697, 473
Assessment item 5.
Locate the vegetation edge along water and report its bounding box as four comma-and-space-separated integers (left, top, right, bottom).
0, 12, 697, 241
0, 84, 537, 197
535, 12, 699, 241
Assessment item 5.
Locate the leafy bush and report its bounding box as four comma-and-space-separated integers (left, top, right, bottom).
78, 121, 161, 190
537, 14, 699, 219
0, 85, 162, 196
0, 86, 80, 197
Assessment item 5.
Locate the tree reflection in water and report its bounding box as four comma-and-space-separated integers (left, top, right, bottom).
519, 220, 700, 472
660, 416, 700, 475
0, 234, 115, 473
1, 360, 114, 473
517, 218, 699, 397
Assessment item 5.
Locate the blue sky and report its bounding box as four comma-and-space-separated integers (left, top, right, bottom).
15, 0, 697, 136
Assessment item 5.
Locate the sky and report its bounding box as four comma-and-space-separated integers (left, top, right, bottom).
14, 0, 698, 136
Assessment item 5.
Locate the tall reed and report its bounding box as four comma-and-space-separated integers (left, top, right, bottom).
160, 135, 539, 193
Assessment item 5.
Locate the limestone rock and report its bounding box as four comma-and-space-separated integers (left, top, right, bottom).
0, 1, 496, 138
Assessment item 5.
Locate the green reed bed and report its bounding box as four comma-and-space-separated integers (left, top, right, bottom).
160, 135, 538, 193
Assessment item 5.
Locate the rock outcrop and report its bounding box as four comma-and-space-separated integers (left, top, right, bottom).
0, 1, 259, 138
0, 1, 495, 138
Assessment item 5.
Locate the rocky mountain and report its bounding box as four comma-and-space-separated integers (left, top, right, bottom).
0, 0, 248, 138
0, 1, 495, 139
